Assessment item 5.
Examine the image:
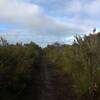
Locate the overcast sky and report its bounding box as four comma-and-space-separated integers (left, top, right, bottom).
0, 0, 99, 47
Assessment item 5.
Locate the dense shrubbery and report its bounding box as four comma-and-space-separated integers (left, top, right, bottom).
43, 32, 100, 100
0, 32, 100, 100
0, 41, 41, 100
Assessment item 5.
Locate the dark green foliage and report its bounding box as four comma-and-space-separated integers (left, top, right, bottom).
44, 32, 100, 100
0, 40, 41, 100
0, 32, 100, 100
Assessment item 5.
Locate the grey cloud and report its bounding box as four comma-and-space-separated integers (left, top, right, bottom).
0, 0, 90, 37
0, 0, 95, 47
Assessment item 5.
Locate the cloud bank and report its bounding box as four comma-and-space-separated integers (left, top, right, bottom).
0, 0, 99, 46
